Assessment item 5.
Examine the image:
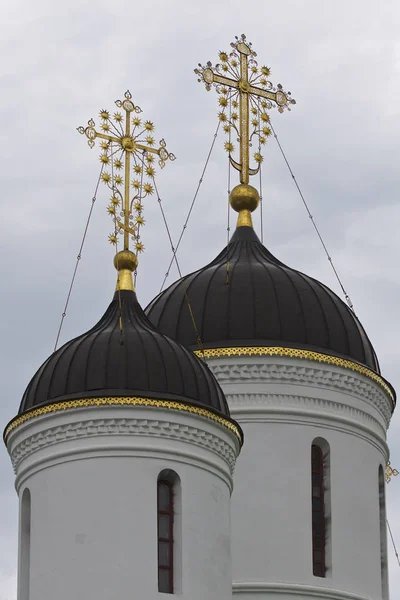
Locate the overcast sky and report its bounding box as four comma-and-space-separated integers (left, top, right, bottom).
1, 0, 400, 597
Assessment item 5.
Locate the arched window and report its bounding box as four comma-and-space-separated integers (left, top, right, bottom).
157, 470, 181, 594
311, 440, 331, 578
19, 488, 31, 600
158, 480, 174, 593
378, 465, 389, 600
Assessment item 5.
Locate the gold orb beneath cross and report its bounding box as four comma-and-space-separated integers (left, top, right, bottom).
229, 184, 260, 213
114, 250, 138, 272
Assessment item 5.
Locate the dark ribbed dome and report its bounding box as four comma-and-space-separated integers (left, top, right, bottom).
20, 290, 230, 416
146, 226, 379, 372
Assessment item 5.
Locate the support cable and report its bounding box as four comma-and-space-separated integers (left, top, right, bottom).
259, 168, 264, 242
153, 178, 182, 279
258, 104, 264, 243
227, 97, 232, 246
226, 157, 232, 285
270, 121, 354, 312
387, 518, 400, 567
159, 120, 221, 293
153, 178, 204, 356
227, 164, 231, 245
110, 145, 123, 340
226, 95, 232, 284
53, 165, 104, 351
133, 150, 145, 290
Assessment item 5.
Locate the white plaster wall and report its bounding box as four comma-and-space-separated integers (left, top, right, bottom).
7, 405, 240, 600
208, 355, 393, 600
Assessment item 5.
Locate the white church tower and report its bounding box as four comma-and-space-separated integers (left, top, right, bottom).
145, 35, 396, 600
5, 250, 242, 600
4, 95, 243, 600
146, 185, 395, 600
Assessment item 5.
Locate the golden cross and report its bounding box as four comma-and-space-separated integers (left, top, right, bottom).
195, 34, 295, 184
78, 90, 175, 253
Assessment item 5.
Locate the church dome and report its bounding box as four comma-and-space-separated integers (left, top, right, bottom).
145, 225, 379, 372
19, 288, 230, 417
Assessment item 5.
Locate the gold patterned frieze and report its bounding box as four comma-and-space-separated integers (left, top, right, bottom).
4, 396, 242, 443
194, 346, 395, 407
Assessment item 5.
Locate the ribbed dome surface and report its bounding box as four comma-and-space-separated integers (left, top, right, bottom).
146, 226, 379, 372
20, 290, 229, 416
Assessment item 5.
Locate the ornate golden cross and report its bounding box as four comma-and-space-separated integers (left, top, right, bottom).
195, 34, 295, 185
78, 90, 175, 254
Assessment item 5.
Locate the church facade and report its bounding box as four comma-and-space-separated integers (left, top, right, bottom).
4, 35, 396, 600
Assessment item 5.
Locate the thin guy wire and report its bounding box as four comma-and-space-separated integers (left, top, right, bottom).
53, 164, 104, 351
159, 120, 222, 293
227, 95, 232, 246
225, 159, 232, 285
110, 144, 123, 339
184, 292, 205, 357
270, 121, 354, 312
153, 178, 182, 279
227, 162, 231, 246
258, 103, 264, 243
225, 95, 232, 285
153, 178, 204, 356
259, 162, 264, 243
387, 518, 400, 567
134, 151, 145, 289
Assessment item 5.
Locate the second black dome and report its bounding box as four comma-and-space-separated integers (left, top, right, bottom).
145, 225, 379, 372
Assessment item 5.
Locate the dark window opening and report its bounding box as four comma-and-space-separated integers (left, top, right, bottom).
379, 465, 388, 599
20, 488, 31, 600
158, 480, 174, 593
312, 444, 326, 577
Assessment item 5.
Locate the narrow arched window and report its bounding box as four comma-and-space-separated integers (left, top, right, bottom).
19, 488, 31, 600
157, 470, 181, 594
378, 465, 389, 600
158, 479, 174, 593
311, 444, 326, 577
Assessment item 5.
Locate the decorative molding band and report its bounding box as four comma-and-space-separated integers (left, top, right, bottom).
10, 416, 238, 474
232, 582, 373, 600
194, 346, 395, 406
226, 393, 386, 438
4, 396, 242, 443
207, 361, 392, 425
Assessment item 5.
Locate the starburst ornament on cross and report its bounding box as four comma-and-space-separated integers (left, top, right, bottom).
77, 90, 175, 255
195, 34, 295, 186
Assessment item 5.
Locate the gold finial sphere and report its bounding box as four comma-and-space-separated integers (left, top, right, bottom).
229, 184, 260, 213
114, 250, 138, 272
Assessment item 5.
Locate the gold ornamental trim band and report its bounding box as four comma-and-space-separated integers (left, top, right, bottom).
5, 397, 242, 442
194, 346, 395, 405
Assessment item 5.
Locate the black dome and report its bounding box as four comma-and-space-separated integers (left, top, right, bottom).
146, 226, 379, 372
20, 290, 230, 417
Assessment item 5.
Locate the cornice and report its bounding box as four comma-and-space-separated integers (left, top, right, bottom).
232, 582, 373, 600
195, 346, 395, 407
4, 396, 242, 443
207, 360, 392, 426
9, 415, 238, 475
227, 392, 386, 437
